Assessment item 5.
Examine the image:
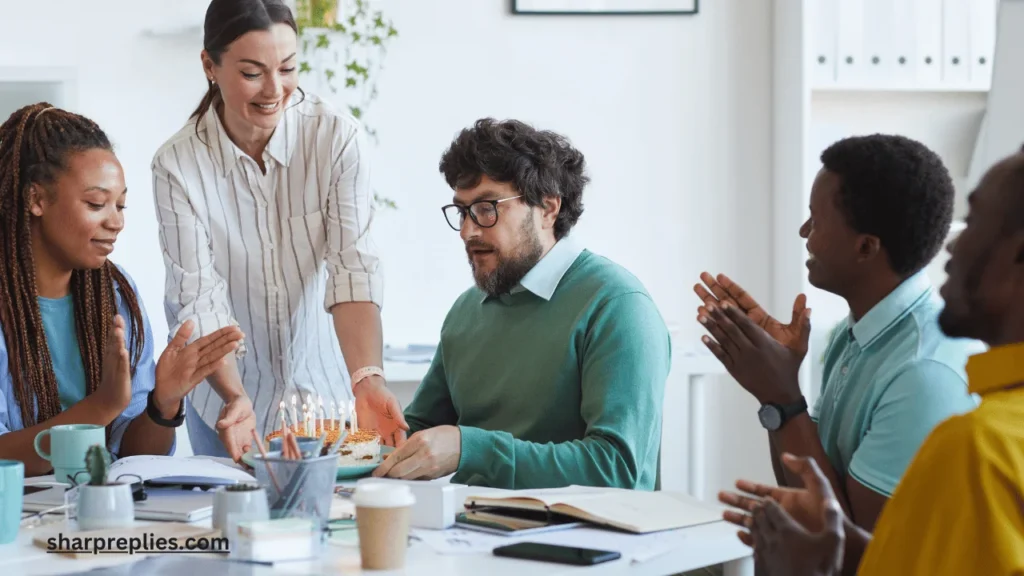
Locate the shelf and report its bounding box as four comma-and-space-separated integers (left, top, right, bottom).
812, 84, 989, 94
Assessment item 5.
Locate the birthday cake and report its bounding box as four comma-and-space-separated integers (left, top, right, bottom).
335, 430, 382, 466
265, 421, 381, 466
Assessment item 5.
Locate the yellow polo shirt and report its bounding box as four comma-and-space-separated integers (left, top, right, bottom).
858, 343, 1024, 575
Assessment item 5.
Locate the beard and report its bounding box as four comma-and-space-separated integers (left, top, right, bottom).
938, 256, 988, 339
467, 213, 545, 297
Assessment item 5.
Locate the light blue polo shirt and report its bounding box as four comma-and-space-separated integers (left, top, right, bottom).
810, 271, 983, 496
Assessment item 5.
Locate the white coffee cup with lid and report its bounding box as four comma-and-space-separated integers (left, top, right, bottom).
353, 483, 416, 570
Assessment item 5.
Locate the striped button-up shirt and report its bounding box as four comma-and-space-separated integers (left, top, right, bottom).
151, 92, 382, 440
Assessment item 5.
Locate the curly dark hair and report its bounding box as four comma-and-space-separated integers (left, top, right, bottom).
439, 118, 588, 240
821, 134, 954, 277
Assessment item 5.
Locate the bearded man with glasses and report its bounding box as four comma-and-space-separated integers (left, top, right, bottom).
371, 118, 671, 489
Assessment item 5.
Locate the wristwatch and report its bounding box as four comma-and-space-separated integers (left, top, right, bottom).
146, 391, 186, 428
758, 397, 808, 431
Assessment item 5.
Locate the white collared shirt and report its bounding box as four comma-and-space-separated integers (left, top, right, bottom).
151, 92, 382, 438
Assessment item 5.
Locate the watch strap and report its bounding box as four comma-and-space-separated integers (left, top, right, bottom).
778, 397, 809, 424
146, 390, 185, 428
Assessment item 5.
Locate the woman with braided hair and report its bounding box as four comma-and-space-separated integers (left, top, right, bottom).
0, 103, 244, 476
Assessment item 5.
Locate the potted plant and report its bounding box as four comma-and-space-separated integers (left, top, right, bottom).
213, 483, 270, 536
295, 0, 399, 211
75, 445, 135, 530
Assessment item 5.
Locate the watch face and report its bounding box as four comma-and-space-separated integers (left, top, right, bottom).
758, 405, 782, 430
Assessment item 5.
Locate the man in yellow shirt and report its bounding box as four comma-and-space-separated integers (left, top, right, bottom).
718, 148, 1024, 575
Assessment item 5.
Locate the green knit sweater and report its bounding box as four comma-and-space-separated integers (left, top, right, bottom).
405, 250, 671, 489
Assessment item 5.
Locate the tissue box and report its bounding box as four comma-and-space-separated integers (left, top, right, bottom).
355, 478, 465, 529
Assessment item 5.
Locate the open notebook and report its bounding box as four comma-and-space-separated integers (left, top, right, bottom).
464, 486, 723, 534
24, 456, 256, 522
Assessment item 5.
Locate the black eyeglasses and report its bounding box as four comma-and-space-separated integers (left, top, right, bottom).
441, 195, 523, 231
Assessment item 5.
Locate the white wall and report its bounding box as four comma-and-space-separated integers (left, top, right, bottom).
365, 0, 777, 495
0, 0, 778, 494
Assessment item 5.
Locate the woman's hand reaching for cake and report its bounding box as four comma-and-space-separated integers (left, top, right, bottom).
354, 375, 410, 447
371, 425, 461, 480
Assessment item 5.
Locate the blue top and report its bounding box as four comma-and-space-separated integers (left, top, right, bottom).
37, 295, 88, 411
811, 271, 984, 496
0, 267, 170, 458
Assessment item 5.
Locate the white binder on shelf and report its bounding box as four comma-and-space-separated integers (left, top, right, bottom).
811, 0, 839, 86
862, 0, 896, 84
890, 0, 917, 84
941, 0, 972, 85
967, 0, 1024, 188
913, 0, 943, 84
969, 0, 998, 90
836, 0, 866, 85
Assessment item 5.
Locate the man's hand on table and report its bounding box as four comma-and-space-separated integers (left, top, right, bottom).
371, 425, 461, 480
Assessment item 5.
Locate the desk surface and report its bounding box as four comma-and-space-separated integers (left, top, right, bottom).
3, 514, 751, 576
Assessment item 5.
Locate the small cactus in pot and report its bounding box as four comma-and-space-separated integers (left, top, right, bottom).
85, 444, 111, 486
76, 444, 135, 530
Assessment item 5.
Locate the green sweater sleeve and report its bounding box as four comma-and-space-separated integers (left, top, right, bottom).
456, 292, 671, 490
403, 341, 457, 435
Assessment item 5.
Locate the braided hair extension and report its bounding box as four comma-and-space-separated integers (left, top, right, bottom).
0, 102, 145, 428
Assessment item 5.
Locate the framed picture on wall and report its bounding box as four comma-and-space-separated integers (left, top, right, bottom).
513, 0, 698, 15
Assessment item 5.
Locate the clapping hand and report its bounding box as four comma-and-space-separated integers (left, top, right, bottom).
720, 454, 845, 576
695, 272, 810, 355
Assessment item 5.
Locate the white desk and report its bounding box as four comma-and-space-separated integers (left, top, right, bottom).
1, 516, 753, 576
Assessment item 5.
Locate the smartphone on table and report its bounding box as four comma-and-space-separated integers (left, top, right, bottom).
493, 542, 621, 566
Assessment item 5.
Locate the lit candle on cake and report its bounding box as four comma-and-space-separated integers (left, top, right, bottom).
279, 401, 286, 434
301, 403, 308, 436
290, 395, 298, 433
318, 395, 326, 431
350, 399, 358, 433
330, 401, 336, 431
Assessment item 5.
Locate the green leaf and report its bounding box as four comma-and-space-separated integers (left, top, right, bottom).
352, 31, 361, 42
374, 14, 386, 28
370, 35, 382, 46
387, 26, 398, 37
316, 34, 330, 49
345, 77, 357, 87
325, 69, 336, 80
349, 106, 362, 119
332, 23, 348, 33
299, 61, 312, 74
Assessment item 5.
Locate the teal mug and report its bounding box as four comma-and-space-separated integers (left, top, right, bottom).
0, 460, 24, 544
34, 424, 106, 484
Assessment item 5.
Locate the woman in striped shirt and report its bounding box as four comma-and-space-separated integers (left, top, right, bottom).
151, 0, 407, 460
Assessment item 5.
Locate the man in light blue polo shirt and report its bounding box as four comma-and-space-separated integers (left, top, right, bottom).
695, 134, 980, 531
813, 271, 981, 498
